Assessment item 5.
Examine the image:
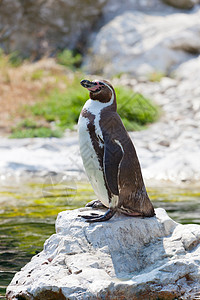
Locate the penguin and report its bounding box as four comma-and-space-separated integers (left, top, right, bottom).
78, 79, 155, 222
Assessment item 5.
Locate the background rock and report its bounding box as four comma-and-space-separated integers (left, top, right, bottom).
0, 0, 107, 57
84, 8, 200, 77
100, 0, 174, 24
162, 0, 199, 9
0, 0, 200, 63
6, 208, 200, 299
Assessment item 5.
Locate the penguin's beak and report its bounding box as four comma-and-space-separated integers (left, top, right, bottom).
80, 80, 97, 90
80, 79, 105, 92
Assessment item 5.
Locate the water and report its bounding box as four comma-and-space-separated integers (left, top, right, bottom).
0, 179, 200, 298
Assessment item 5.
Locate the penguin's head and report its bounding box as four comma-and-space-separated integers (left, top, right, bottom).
80, 79, 115, 103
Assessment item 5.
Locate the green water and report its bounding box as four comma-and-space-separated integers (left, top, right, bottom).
0, 180, 200, 298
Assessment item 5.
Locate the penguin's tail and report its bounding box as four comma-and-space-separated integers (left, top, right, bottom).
118, 206, 155, 218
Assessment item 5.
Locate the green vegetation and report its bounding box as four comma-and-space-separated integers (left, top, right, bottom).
28, 77, 159, 134
0, 48, 23, 68
7, 51, 23, 67
31, 69, 45, 81
56, 49, 82, 69
10, 127, 63, 139
10, 119, 63, 138
0, 47, 159, 138
31, 76, 89, 131
115, 86, 159, 131
0, 48, 23, 84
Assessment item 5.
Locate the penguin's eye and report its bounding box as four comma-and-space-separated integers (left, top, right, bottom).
98, 82, 105, 88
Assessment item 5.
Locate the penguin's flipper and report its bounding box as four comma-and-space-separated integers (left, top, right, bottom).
83, 208, 117, 222
104, 138, 123, 196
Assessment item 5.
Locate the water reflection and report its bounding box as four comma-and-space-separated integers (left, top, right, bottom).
150, 187, 200, 224
0, 180, 200, 296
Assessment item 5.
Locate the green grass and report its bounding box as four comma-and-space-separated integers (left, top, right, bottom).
0, 46, 159, 138
31, 69, 45, 81
32, 77, 159, 132
56, 49, 82, 69
31, 76, 89, 130
10, 119, 63, 138
12, 77, 159, 137
115, 86, 159, 131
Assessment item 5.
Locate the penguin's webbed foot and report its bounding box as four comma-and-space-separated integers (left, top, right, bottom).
80, 208, 117, 223
80, 213, 100, 219
85, 199, 106, 209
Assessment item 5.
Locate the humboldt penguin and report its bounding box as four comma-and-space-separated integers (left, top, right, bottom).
78, 79, 155, 222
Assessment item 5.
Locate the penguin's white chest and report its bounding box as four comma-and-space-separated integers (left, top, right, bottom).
78, 112, 110, 207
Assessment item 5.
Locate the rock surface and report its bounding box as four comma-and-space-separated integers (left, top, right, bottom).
0, 0, 107, 56
0, 134, 85, 182
85, 8, 200, 77
163, 0, 199, 9
6, 208, 200, 299
100, 0, 175, 24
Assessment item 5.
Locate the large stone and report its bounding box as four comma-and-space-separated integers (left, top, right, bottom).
101, 0, 174, 24
174, 54, 200, 80
84, 9, 200, 77
0, 0, 107, 57
6, 208, 200, 299
162, 0, 199, 9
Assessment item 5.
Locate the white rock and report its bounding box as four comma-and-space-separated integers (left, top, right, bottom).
85, 9, 200, 77
6, 208, 200, 299
174, 54, 200, 80
0, 136, 85, 182
159, 77, 177, 91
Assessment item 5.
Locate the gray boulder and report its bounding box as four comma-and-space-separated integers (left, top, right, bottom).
162, 0, 199, 9
85, 9, 200, 78
101, 0, 174, 24
0, 0, 107, 57
6, 208, 200, 299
